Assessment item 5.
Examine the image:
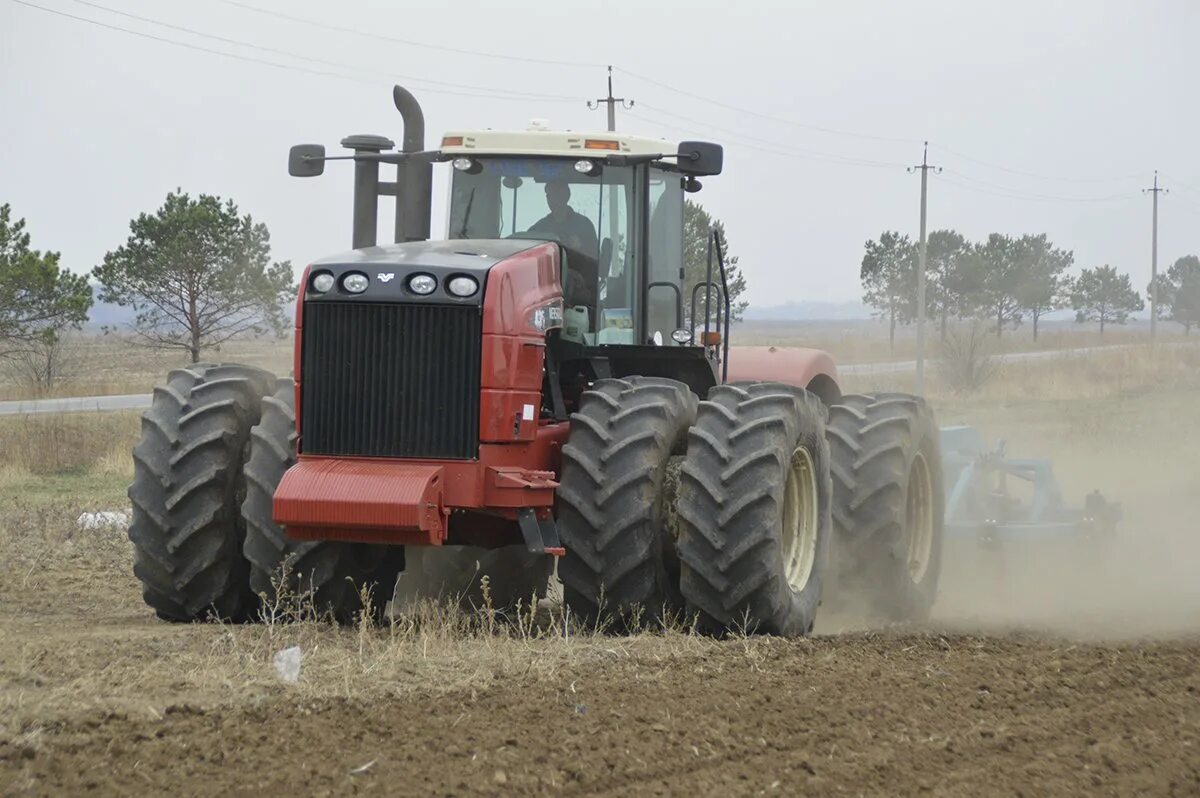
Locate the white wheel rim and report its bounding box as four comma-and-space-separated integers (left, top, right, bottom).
781, 446, 820, 593
906, 452, 934, 583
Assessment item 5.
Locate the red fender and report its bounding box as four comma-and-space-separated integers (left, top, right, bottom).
723, 346, 842, 405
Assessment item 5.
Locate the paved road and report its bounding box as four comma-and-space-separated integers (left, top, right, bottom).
0, 341, 1188, 416
0, 392, 154, 416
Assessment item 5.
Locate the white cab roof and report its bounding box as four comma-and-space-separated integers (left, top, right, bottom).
439, 124, 680, 159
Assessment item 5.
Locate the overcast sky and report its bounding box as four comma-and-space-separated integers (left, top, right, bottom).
3, 0, 1198, 308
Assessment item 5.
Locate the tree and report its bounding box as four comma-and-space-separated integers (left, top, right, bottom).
2, 328, 83, 395
1071, 265, 1144, 335
860, 231, 917, 349
94, 191, 295, 363
0, 203, 92, 359
978, 233, 1025, 337
1151, 255, 1200, 334
1012, 233, 1074, 341
925, 229, 983, 340
682, 200, 747, 327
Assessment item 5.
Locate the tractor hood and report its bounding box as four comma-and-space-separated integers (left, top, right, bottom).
304, 238, 548, 306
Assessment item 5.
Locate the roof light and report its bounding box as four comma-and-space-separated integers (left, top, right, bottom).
452, 157, 481, 174
442, 136, 464, 147
574, 159, 600, 176
584, 139, 620, 151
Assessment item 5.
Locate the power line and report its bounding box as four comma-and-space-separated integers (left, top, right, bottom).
218, 0, 604, 69
616, 66, 924, 146
10, 0, 579, 102
627, 105, 908, 169
931, 143, 1143, 184
56, 0, 580, 101
940, 169, 1142, 203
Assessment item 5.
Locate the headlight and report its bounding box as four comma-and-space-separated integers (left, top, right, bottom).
574, 159, 599, 176
408, 274, 437, 295
447, 276, 478, 297
671, 329, 692, 344
342, 272, 369, 294
311, 272, 335, 293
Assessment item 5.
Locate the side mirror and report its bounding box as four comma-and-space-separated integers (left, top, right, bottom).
677, 141, 723, 176
289, 144, 326, 177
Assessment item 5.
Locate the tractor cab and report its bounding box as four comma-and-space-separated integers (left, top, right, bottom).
439, 128, 719, 353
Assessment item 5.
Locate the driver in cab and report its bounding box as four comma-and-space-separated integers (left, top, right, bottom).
530, 181, 598, 255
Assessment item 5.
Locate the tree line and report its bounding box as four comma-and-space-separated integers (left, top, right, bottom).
861, 230, 1200, 343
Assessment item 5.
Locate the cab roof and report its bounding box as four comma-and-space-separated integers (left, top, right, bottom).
438, 124, 680, 160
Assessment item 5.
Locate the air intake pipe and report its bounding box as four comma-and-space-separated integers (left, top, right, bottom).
340, 134, 394, 250
393, 85, 432, 243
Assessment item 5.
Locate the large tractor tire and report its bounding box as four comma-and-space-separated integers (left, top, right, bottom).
240, 378, 403, 623
676, 383, 831, 637
826, 393, 944, 622
128, 363, 275, 622
557, 376, 698, 629
395, 545, 553, 614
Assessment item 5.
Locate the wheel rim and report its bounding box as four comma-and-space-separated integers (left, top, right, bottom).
906, 452, 935, 584
781, 446, 820, 593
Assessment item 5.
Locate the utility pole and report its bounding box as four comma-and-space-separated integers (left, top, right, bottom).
908, 142, 940, 394
1144, 171, 1168, 339
587, 65, 633, 132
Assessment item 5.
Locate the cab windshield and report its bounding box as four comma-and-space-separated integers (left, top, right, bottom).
447, 156, 682, 345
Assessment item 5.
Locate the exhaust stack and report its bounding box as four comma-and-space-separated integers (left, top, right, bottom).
393, 85, 432, 244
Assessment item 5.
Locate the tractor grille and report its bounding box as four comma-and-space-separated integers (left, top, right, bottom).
300, 302, 481, 459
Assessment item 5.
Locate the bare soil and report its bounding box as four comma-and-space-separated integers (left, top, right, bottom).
3, 590, 1199, 797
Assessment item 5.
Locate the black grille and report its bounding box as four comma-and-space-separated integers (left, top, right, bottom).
300, 302, 481, 459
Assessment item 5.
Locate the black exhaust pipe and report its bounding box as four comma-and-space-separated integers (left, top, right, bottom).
392, 85, 432, 243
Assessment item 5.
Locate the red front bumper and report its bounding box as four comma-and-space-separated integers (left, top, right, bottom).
272, 455, 560, 545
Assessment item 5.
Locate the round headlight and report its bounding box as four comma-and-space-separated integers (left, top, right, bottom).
671, 328, 692, 344
408, 274, 437, 295
574, 159, 598, 175
447, 276, 478, 297
311, 272, 335, 293
342, 272, 369, 294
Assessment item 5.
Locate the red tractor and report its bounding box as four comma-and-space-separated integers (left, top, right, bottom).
127, 86, 944, 634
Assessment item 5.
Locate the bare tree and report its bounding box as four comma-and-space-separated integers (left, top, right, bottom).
937, 319, 998, 394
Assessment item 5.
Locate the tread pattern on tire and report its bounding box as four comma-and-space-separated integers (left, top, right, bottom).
676, 382, 831, 637
557, 376, 698, 627
128, 363, 275, 622
826, 392, 944, 621
240, 378, 401, 622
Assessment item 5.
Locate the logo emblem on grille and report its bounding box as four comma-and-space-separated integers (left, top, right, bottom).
378, 273, 396, 283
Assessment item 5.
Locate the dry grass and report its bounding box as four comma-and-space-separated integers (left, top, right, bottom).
0, 412, 139, 478
733, 318, 1190, 363
843, 339, 1200, 403
0, 334, 292, 401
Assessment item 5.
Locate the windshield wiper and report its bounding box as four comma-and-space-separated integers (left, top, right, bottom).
456, 188, 476, 238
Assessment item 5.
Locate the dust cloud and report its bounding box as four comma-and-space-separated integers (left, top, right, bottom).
932, 392, 1200, 639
